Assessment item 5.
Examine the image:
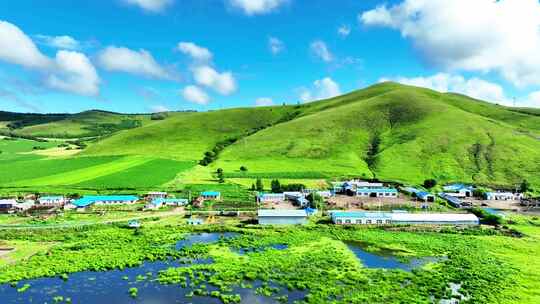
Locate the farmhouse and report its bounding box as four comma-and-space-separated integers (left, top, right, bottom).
284, 192, 309, 207
402, 187, 435, 202
14, 201, 35, 212
145, 198, 188, 210
443, 184, 473, 198
257, 193, 285, 203
0, 199, 17, 213
38, 196, 66, 206
201, 191, 221, 200
257, 209, 308, 225
484, 192, 520, 201
146, 192, 167, 200
356, 187, 398, 198
438, 193, 472, 208
73, 195, 139, 208
331, 211, 479, 226
332, 181, 384, 194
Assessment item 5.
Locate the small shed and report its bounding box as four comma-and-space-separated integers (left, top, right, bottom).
257, 209, 308, 225
187, 218, 204, 225
201, 191, 221, 200
127, 220, 141, 228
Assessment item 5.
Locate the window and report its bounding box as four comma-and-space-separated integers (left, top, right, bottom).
385, 193, 389, 196
385, 220, 391, 224
376, 220, 383, 224
336, 219, 342, 224
345, 219, 351, 224
366, 220, 372, 224
356, 219, 362, 224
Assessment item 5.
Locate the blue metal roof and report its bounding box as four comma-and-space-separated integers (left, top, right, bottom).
356, 187, 398, 193
417, 191, 434, 199
331, 211, 393, 218
201, 191, 220, 196
73, 195, 139, 207
443, 184, 473, 191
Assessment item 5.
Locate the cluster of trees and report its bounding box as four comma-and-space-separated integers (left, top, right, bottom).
199, 137, 238, 166
216, 168, 225, 183
150, 112, 168, 120
250, 179, 306, 193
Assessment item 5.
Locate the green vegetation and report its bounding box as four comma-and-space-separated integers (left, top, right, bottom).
1, 215, 539, 303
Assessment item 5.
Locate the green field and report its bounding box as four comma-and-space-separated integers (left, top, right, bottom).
1, 82, 539, 193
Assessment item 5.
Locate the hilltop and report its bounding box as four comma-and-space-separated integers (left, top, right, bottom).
1, 82, 539, 191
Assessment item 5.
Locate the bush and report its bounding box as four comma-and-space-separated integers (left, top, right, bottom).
151, 112, 168, 120
240, 166, 248, 172
423, 179, 437, 189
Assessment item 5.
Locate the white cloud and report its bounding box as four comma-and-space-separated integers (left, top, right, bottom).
360, 0, 540, 87
300, 77, 341, 102
0, 20, 51, 69
192, 65, 237, 95
228, 0, 287, 15
255, 97, 274, 106
182, 85, 210, 105
177, 42, 212, 62
382, 73, 510, 105
0, 21, 99, 96
149, 104, 169, 112
268, 37, 284, 55
310, 40, 333, 62
97, 46, 171, 79
123, 0, 173, 12
337, 25, 351, 37
35, 35, 80, 50
525, 91, 540, 107
46, 51, 100, 96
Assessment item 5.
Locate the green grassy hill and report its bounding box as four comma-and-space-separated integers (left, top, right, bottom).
1, 82, 539, 193
0, 110, 152, 138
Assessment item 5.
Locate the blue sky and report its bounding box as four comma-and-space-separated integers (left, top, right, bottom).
1, 0, 540, 113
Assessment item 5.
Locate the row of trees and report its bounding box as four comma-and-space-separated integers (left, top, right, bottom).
249, 178, 306, 193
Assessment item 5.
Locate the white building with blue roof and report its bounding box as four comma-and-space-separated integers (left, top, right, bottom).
443, 184, 474, 198
331, 211, 478, 226
146, 198, 189, 210
73, 195, 139, 208
257, 209, 309, 225
201, 191, 221, 200
356, 187, 398, 198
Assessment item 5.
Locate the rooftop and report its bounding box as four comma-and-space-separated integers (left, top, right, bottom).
257, 209, 308, 217
73, 195, 139, 207
201, 191, 220, 196
39, 196, 64, 200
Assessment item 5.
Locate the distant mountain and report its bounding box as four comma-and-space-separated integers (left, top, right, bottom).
2, 82, 539, 188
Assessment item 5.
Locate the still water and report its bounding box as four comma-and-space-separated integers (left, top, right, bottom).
0, 233, 303, 304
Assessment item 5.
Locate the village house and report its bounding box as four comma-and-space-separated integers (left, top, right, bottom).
257, 209, 309, 225
284, 192, 309, 207
145, 192, 167, 200
257, 193, 285, 203
356, 187, 398, 198
145, 198, 188, 210
443, 184, 474, 198
332, 180, 384, 194
201, 191, 221, 201
484, 192, 521, 201
438, 193, 466, 208
402, 187, 435, 202
0, 199, 17, 213
13, 201, 35, 212
330, 211, 479, 226
73, 195, 139, 208
38, 195, 66, 206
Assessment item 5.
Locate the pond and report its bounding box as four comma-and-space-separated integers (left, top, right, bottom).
0, 232, 303, 304
345, 241, 445, 271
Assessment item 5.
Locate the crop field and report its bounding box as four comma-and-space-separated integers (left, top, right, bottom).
74, 159, 195, 189
0, 138, 57, 162
0, 215, 538, 303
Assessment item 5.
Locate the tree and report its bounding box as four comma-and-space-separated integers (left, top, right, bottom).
307, 193, 324, 209
150, 112, 168, 120
255, 178, 264, 192
250, 183, 256, 191
423, 179, 437, 189
520, 179, 530, 193
271, 179, 281, 193
240, 166, 248, 172
216, 169, 224, 183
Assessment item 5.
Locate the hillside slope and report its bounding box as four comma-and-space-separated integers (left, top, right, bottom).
2, 82, 539, 190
